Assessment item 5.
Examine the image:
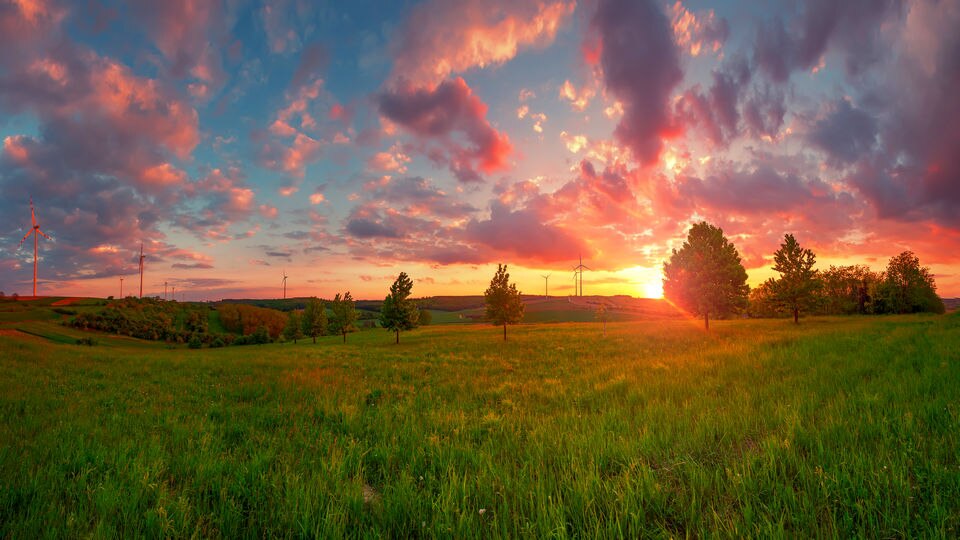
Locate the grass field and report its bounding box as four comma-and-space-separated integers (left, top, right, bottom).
1, 313, 959, 537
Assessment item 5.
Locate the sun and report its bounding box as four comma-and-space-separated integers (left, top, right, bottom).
642, 279, 663, 299
621, 265, 664, 298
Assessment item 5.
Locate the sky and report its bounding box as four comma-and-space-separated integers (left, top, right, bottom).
1, 0, 958, 301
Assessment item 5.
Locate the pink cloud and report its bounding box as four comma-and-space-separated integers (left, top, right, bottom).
389, 0, 575, 87
669, 1, 729, 57
378, 77, 512, 182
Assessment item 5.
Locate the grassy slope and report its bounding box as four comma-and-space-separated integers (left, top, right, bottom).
1, 315, 958, 537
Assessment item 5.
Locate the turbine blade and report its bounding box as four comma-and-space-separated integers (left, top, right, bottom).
582, 265, 592, 271
19, 229, 32, 246
36, 228, 52, 240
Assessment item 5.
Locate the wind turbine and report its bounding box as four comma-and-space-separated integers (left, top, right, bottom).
164, 281, 168, 300
282, 270, 288, 300
18, 198, 52, 297
541, 273, 551, 298
138, 243, 146, 298
120, 276, 124, 298
572, 255, 591, 297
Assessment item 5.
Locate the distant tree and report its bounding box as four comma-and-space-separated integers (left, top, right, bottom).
748, 279, 782, 318
379, 272, 420, 344
330, 292, 358, 343
418, 309, 432, 326
188, 333, 202, 349
251, 325, 271, 345
876, 251, 944, 314
768, 234, 820, 323
662, 222, 749, 330
595, 302, 610, 337
283, 311, 304, 343
301, 297, 328, 343
818, 265, 880, 315
484, 264, 525, 340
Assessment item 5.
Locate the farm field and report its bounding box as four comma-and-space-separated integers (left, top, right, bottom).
1, 313, 959, 537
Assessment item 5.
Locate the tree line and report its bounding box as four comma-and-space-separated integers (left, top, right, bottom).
663, 222, 945, 329
65, 224, 945, 345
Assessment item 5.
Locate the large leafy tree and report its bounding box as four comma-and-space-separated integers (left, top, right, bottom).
301, 297, 328, 343
379, 272, 420, 344
876, 251, 944, 314
329, 292, 358, 343
484, 264, 525, 341
663, 222, 749, 330
769, 234, 820, 323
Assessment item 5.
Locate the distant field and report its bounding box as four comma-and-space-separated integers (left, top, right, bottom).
1, 312, 958, 537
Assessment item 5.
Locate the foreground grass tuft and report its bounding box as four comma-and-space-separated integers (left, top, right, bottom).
1, 315, 959, 537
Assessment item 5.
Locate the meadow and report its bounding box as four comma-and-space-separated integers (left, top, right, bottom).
1, 311, 958, 537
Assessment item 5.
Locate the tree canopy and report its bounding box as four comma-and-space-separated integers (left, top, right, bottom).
283, 310, 304, 343
876, 251, 945, 314
484, 264, 525, 340
769, 234, 820, 323
329, 292, 358, 343
301, 297, 327, 343
662, 221, 749, 329
379, 272, 420, 344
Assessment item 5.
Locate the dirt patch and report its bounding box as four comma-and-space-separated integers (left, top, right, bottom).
51, 298, 84, 306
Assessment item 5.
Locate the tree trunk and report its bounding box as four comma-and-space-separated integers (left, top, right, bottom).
704, 311, 709, 331
395, 329, 399, 344
312, 335, 316, 344
793, 306, 799, 324
503, 323, 507, 341
342, 331, 346, 343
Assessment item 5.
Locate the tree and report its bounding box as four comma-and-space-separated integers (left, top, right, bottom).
418, 309, 432, 326
818, 265, 880, 315
595, 302, 609, 337
330, 292, 358, 343
484, 264, 525, 340
251, 325, 271, 345
769, 234, 820, 323
283, 311, 304, 343
662, 222, 749, 330
748, 279, 782, 318
379, 272, 420, 344
301, 297, 328, 343
876, 251, 944, 314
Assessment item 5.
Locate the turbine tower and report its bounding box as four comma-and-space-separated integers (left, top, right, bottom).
138, 243, 146, 298
18, 198, 52, 297
120, 276, 124, 298
282, 270, 288, 300
164, 281, 168, 300
541, 273, 551, 298
572, 255, 591, 297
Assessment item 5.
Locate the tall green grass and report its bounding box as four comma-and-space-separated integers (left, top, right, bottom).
1, 314, 958, 537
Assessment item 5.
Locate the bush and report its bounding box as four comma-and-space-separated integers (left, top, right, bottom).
210, 336, 225, 348
188, 334, 202, 349
75, 337, 97, 346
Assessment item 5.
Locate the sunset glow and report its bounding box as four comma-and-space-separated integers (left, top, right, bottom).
0, 0, 957, 300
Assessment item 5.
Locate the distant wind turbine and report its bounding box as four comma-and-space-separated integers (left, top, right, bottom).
541, 273, 551, 298
282, 270, 288, 299
164, 281, 168, 301
138, 243, 146, 298
572, 255, 591, 297
120, 276, 124, 298
18, 198, 52, 297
